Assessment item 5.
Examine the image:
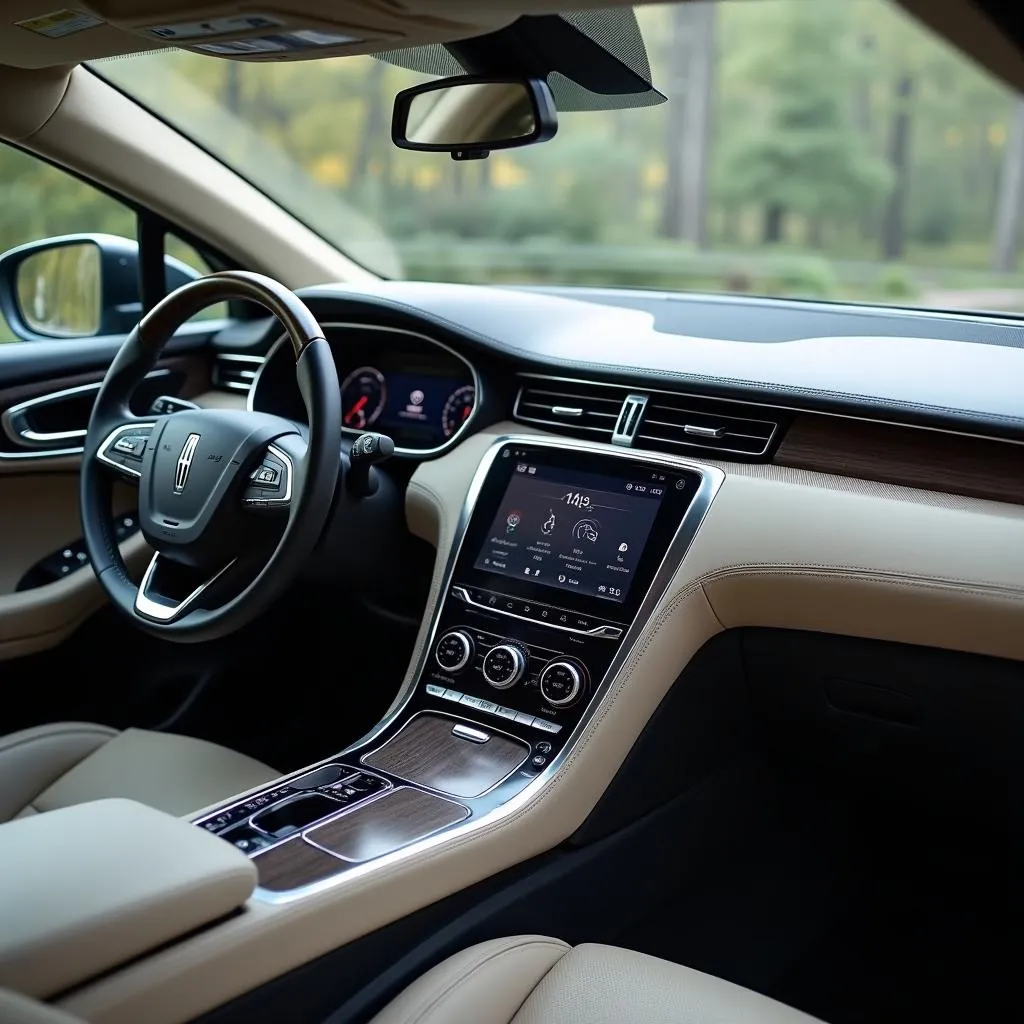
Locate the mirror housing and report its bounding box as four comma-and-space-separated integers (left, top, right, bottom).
0, 233, 200, 341
392, 76, 557, 160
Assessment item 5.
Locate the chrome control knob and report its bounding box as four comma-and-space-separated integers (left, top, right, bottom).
482, 643, 527, 690
539, 659, 585, 708
434, 630, 474, 674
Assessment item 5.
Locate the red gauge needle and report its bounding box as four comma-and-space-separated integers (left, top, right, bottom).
345, 396, 368, 424
461, 405, 471, 421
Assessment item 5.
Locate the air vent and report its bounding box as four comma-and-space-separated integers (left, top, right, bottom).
212, 354, 264, 393
637, 396, 778, 458
513, 378, 630, 441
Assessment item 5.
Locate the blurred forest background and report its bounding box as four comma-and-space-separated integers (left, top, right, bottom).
4, 0, 1024, 343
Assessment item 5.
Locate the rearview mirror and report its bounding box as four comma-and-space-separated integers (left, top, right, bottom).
392, 76, 557, 160
0, 233, 200, 341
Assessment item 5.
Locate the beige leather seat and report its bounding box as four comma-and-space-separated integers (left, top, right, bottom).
0, 722, 279, 821
370, 935, 826, 1024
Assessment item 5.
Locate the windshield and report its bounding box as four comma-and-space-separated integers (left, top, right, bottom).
94, 0, 1024, 313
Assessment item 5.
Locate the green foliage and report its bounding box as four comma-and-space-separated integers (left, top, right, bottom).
877, 264, 918, 298
3, 0, 1024, 333
715, 1, 890, 227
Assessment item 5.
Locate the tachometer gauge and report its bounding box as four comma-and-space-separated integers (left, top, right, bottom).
340, 366, 386, 430
441, 384, 475, 438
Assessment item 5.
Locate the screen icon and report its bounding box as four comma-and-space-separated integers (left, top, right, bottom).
506, 511, 521, 534
542, 511, 556, 535
557, 574, 566, 583
573, 519, 600, 543
618, 542, 628, 552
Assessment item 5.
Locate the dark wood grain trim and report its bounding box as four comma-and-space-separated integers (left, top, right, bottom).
774, 415, 1024, 506
254, 837, 347, 893
306, 787, 469, 863
362, 712, 529, 799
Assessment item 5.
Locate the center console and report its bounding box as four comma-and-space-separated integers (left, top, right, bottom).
193, 437, 713, 899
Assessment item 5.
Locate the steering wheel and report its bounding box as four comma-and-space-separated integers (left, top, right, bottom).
81, 271, 341, 642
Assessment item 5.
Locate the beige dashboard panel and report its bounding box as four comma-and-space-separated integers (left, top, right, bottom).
59, 422, 1024, 1024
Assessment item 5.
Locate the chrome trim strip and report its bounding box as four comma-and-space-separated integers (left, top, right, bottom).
134, 552, 237, 623
0, 370, 169, 459
450, 586, 624, 639
248, 322, 482, 458
250, 433, 724, 904
95, 421, 157, 479
515, 371, 1024, 449
302, 786, 471, 865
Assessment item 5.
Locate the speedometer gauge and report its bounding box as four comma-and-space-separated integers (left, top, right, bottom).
441, 384, 475, 438
340, 367, 386, 430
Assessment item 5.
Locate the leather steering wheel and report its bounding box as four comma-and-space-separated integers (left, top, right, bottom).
81, 271, 340, 642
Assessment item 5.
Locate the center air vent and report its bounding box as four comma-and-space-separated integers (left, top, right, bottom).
213, 354, 264, 393
513, 378, 629, 441
638, 396, 778, 457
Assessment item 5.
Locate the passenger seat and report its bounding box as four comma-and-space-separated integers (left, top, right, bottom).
369, 934, 825, 1024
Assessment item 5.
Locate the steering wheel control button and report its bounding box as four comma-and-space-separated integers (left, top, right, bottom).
98, 423, 155, 479
435, 630, 474, 673
114, 434, 147, 457
540, 660, 585, 708
242, 445, 293, 509
482, 643, 527, 689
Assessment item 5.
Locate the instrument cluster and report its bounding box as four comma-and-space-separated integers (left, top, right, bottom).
249, 322, 478, 455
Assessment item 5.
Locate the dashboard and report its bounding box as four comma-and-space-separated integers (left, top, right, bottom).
250, 322, 478, 454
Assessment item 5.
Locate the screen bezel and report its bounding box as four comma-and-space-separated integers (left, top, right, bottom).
454, 442, 703, 623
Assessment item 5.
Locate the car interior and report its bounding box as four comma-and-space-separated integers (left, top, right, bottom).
0, 0, 1020, 1022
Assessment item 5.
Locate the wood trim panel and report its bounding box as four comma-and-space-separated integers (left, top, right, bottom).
306, 787, 469, 863
773, 415, 1024, 506
362, 713, 529, 799
254, 839, 345, 893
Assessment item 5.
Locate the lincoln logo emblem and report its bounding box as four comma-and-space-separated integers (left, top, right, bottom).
174, 433, 201, 493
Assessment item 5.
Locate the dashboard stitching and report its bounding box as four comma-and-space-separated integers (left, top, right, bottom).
691, 563, 1024, 598
306, 292, 1024, 427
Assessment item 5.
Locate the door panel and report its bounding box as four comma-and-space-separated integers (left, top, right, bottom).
0, 325, 245, 659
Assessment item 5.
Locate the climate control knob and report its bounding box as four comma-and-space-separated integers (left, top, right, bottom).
539, 659, 586, 708
434, 630, 474, 674
482, 643, 527, 690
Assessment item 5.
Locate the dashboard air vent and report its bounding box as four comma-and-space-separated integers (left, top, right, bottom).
638, 396, 778, 458
213, 354, 264, 393
514, 378, 629, 441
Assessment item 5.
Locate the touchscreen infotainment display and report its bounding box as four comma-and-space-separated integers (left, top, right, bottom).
471, 459, 668, 604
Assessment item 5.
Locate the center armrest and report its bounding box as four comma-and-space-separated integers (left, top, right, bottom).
0, 798, 256, 1000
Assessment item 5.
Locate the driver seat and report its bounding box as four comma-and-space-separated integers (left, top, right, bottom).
0, 722, 279, 821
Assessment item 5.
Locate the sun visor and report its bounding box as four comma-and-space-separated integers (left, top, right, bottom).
377, 9, 666, 112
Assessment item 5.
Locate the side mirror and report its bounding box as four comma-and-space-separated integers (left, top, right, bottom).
392, 76, 557, 160
0, 233, 200, 341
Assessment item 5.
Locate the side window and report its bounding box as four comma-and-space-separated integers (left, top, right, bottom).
0, 145, 224, 340
166, 234, 228, 321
